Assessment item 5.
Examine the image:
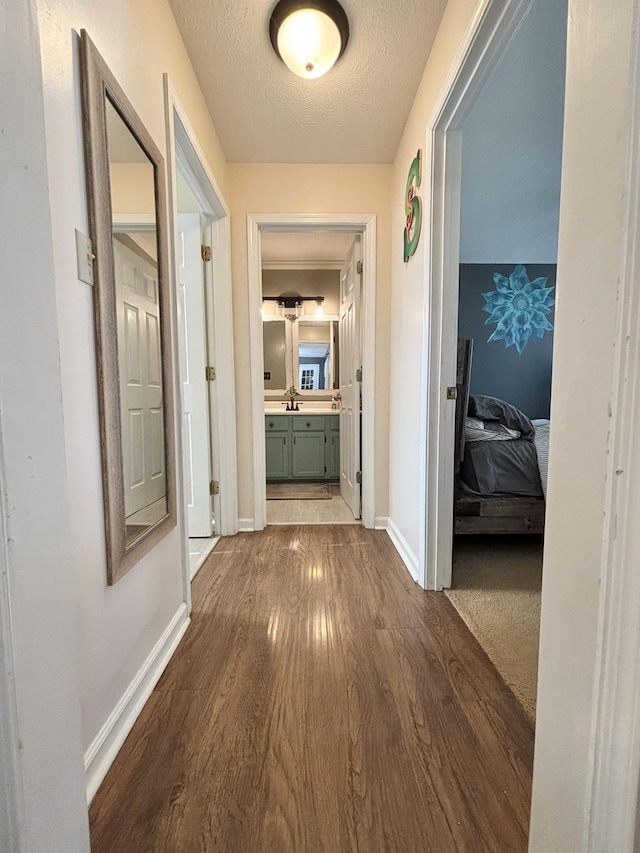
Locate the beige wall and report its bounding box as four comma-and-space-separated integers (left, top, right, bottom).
35, 0, 229, 786
388, 0, 480, 564
229, 164, 392, 525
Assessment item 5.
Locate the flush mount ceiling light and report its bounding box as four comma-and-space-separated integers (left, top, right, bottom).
269, 0, 350, 80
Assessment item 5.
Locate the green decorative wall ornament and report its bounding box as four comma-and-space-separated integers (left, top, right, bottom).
403, 149, 422, 262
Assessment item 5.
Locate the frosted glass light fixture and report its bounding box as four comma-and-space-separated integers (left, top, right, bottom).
269, 0, 349, 80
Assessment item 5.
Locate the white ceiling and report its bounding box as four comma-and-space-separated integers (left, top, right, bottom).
167, 0, 448, 164
261, 231, 357, 266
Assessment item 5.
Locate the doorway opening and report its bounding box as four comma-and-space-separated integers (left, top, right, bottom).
247, 214, 377, 531
165, 80, 238, 590
422, 0, 567, 724
261, 231, 361, 525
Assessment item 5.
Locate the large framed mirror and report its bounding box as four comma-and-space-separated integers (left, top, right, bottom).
79, 31, 176, 584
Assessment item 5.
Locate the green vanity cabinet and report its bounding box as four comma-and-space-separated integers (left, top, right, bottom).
265, 416, 290, 480
327, 418, 340, 480
265, 414, 339, 481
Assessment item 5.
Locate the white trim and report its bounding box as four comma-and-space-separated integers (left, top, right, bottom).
374, 516, 388, 530
247, 213, 377, 531
238, 518, 256, 532
164, 77, 238, 566
84, 604, 190, 803
419, 0, 536, 591
386, 520, 419, 583
0, 425, 27, 852
587, 16, 640, 847
112, 213, 156, 231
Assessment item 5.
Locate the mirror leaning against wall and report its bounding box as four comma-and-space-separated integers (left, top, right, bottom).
79, 31, 176, 584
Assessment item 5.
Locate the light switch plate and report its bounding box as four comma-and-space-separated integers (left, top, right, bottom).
75, 229, 94, 286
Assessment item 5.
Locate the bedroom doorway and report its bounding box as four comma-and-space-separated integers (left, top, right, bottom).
430, 0, 567, 723
421, 0, 567, 591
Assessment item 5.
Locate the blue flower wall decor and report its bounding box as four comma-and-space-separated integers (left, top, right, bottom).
482, 264, 555, 354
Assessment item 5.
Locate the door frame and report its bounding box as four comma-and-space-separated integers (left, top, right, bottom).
419, 0, 535, 591
247, 213, 377, 530
164, 78, 238, 605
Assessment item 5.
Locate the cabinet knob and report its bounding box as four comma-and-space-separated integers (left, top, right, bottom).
269, 421, 274, 427
306, 421, 311, 427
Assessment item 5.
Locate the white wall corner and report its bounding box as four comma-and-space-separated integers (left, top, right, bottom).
386, 520, 419, 582
84, 604, 190, 803
374, 516, 388, 530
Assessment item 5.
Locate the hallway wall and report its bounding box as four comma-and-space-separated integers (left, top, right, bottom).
228, 164, 393, 528
35, 0, 229, 798
388, 0, 480, 573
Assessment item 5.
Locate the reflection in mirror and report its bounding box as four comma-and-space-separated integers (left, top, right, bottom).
105, 100, 168, 545
80, 31, 176, 583
298, 320, 333, 390
262, 320, 288, 390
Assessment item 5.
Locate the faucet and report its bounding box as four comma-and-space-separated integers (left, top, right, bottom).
284, 385, 301, 411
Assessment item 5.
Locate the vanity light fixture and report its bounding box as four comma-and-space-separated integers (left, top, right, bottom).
269, 0, 350, 80
315, 298, 325, 316
263, 294, 325, 318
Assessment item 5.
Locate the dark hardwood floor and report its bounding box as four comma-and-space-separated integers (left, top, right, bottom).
89, 526, 534, 852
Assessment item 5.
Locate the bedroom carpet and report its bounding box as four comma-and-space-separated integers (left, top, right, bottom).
266, 482, 333, 500
446, 535, 543, 723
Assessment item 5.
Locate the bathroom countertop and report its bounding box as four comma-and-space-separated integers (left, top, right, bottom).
264, 407, 339, 415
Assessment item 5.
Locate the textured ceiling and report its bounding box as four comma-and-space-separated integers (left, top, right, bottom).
167, 0, 448, 163
261, 231, 357, 265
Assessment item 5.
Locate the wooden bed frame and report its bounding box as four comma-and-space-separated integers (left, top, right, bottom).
453, 338, 545, 535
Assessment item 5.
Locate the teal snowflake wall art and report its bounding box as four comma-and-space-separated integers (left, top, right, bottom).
482, 264, 555, 354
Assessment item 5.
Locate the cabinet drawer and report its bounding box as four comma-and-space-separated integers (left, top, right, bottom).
292, 416, 326, 432
329, 415, 340, 431
265, 416, 289, 432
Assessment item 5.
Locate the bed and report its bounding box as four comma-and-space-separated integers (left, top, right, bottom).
454, 338, 548, 534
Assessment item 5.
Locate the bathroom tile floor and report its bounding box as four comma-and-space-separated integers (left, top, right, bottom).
266, 484, 359, 525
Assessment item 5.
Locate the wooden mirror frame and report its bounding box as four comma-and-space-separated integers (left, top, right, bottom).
79, 31, 177, 584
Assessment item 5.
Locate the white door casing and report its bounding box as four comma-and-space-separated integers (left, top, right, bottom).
247, 213, 377, 532
339, 236, 362, 519
177, 213, 212, 537
114, 237, 166, 518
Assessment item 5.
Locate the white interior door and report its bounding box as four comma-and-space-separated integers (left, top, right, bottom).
114, 236, 166, 517
177, 213, 212, 537
339, 236, 361, 519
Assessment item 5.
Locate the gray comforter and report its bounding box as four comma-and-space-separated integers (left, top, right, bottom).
460, 396, 544, 498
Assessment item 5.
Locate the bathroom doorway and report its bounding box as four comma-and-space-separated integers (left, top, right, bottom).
247, 213, 378, 530
261, 231, 360, 525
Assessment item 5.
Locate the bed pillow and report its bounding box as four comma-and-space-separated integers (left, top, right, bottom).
467, 395, 535, 441
465, 416, 520, 442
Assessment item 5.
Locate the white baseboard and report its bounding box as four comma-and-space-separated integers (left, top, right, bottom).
374, 516, 388, 530
238, 518, 255, 532
386, 518, 419, 582
84, 603, 190, 803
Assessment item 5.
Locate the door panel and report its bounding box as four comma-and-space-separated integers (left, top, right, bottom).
292, 432, 325, 478
114, 238, 166, 516
339, 236, 361, 519
178, 214, 212, 537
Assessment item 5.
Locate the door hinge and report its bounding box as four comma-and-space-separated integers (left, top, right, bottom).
210, 480, 219, 495
356, 471, 362, 484
201, 244, 212, 262
446, 386, 457, 400
356, 260, 363, 275
355, 368, 363, 382
206, 366, 216, 381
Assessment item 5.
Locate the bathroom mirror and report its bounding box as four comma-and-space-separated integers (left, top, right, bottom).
80, 31, 176, 584
262, 315, 339, 394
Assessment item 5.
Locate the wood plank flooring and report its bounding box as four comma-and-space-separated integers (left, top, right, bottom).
89, 526, 534, 853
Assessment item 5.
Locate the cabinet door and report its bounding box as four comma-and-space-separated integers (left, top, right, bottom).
327, 431, 340, 480
291, 432, 325, 479
266, 433, 289, 480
